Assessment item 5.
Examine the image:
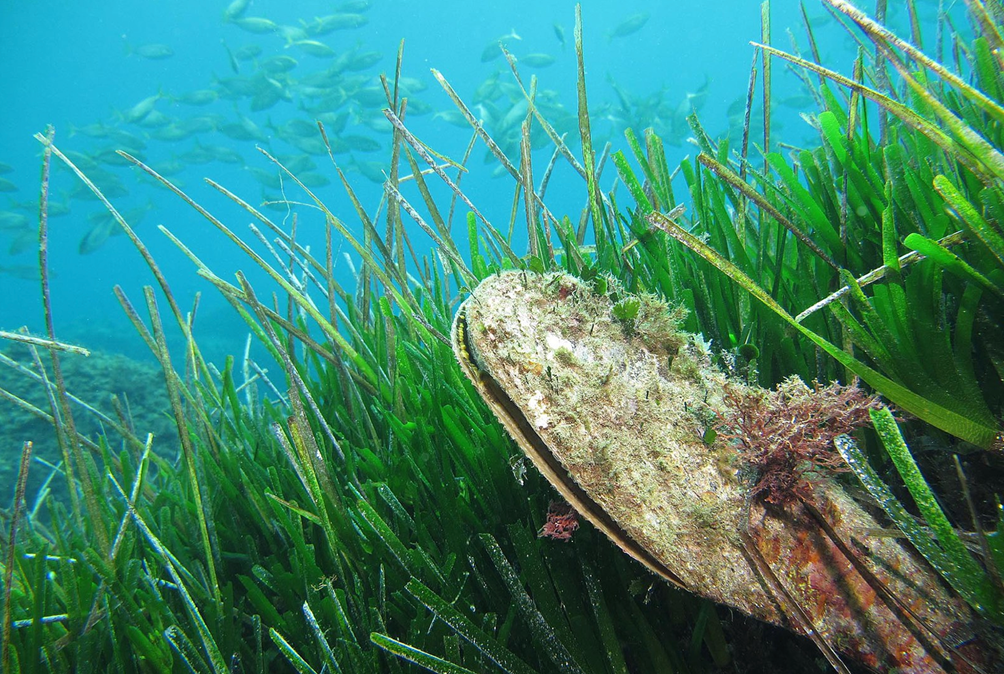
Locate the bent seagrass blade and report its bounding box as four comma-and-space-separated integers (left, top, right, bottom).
452, 269, 980, 673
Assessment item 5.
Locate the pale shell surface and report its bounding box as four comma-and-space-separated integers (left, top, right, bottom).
453, 270, 977, 672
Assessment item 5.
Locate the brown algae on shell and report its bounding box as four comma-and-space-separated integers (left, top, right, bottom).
453, 269, 980, 672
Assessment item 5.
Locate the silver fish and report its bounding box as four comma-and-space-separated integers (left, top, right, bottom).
125, 41, 174, 59
291, 39, 335, 57
232, 17, 278, 34
222, 0, 251, 22
121, 92, 162, 124
518, 53, 556, 68
606, 12, 650, 41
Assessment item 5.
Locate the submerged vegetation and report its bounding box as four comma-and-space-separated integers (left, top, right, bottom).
2, 0, 1004, 672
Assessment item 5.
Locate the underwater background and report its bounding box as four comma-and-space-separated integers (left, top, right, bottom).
4, 0, 1000, 672
0, 0, 891, 361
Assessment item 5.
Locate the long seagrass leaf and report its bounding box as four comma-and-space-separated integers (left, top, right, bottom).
647, 211, 999, 448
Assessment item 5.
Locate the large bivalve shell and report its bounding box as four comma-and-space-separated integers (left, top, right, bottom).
453, 270, 981, 673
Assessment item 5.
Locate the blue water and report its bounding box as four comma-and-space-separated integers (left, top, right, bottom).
0, 0, 936, 362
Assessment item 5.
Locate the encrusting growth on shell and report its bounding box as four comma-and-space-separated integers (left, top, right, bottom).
719, 377, 881, 505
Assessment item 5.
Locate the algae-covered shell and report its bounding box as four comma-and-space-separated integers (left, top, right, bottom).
453, 270, 980, 673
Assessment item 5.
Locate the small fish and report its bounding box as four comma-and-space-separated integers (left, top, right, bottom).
351, 86, 387, 107
779, 93, 816, 108
480, 30, 522, 63
297, 172, 331, 188
0, 177, 19, 192
355, 112, 392, 133
433, 109, 472, 129
351, 158, 386, 183
0, 211, 29, 229
336, 0, 371, 11
79, 204, 151, 254
174, 89, 218, 106
258, 54, 298, 74
311, 89, 353, 113
234, 44, 262, 61
346, 50, 382, 71
405, 99, 433, 116
273, 154, 317, 174
804, 12, 830, 28
519, 53, 556, 68
8, 229, 36, 255
221, 39, 241, 74
107, 129, 147, 151
204, 144, 244, 164
122, 92, 162, 124
553, 23, 566, 49
70, 152, 107, 175
499, 98, 530, 131
247, 167, 282, 189
48, 201, 71, 217
150, 159, 186, 176
480, 42, 502, 63
78, 218, 117, 254
298, 85, 333, 99
69, 174, 129, 200
275, 25, 308, 44
343, 134, 381, 152
136, 110, 171, 129
606, 12, 650, 41
287, 135, 329, 155
179, 146, 216, 164
58, 151, 99, 173
0, 162, 11, 173
272, 118, 321, 140
303, 13, 368, 35
397, 76, 427, 94
214, 73, 254, 98
0, 265, 44, 280
69, 123, 111, 138
726, 96, 746, 117
250, 87, 283, 112
222, 0, 251, 22
94, 147, 142, 166
219, 115, 266, 142
123, 40, 174, 60
684, 75, 711, 112
233, 17, 278, 34
473, 71, 502, 104
291, 39, 335, 57
314, 111, 349, 135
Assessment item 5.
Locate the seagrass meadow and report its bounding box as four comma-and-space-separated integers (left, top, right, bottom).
3, 1, 1004, 672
